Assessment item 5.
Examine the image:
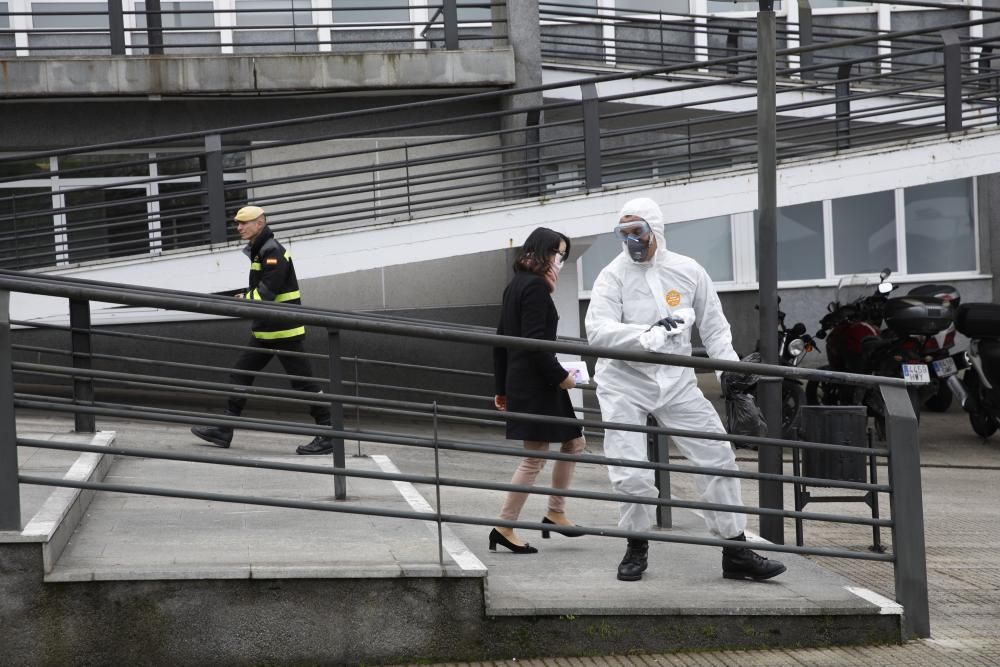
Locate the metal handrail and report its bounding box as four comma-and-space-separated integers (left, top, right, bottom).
0, 270, 929, 637
3, 13, 997, 275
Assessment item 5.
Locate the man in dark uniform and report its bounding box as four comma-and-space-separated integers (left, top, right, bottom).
191, 205, 335, 455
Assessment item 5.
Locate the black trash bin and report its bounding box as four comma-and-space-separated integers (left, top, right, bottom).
800, 405, 868, 483
794, 405, 882, 551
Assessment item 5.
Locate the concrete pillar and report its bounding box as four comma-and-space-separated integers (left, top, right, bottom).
493, 1, 544, 199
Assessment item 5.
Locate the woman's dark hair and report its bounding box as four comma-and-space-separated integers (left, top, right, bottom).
513, 227, 571, 274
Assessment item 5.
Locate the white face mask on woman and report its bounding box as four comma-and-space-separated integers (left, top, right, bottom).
552, 255, 565, 274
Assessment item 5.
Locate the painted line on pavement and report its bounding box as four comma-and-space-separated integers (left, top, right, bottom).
370, 454, 486, 574
846, 586, 903, 614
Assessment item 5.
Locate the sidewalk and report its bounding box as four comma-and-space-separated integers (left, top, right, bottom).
8, 388, 1000, 664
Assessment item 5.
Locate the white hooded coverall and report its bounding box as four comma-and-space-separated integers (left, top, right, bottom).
585, 197, 746, 539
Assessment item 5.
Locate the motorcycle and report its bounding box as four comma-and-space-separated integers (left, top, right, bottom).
724, 301, 817, 444
805, 269, 957, 437
953, 302, 1000, 438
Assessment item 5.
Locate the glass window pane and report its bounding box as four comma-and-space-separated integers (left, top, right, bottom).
235, 0, 311, 27
65, 188, 150, 263
809, 0, 871, 8
332, 0, 408, 23
134, 2, 216, 29
0, 3, 9, 29
0, 189, 56, 269
754, 202, 825, 281
833, 190, 897, 275
666, 215, 733, 282
31, 2, 109, 29
708, 0, 783, 11
57, 153, 154, 178
0, 157, 50, 178
617, 0, 688, 14
905, 178, 976, 274
580, 233, 622, 291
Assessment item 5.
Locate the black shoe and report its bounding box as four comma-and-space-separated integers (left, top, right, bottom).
541, 516, 584, 538
722, 533, 787, 581
191, 425, 233, 448
617, 538, 648, 581
296, 436, 334, 455
489, 528, 538, 554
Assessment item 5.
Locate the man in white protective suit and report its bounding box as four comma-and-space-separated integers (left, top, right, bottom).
585, 197, 786, 582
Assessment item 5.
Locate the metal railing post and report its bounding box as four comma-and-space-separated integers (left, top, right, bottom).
146, 0, 164, 55
108, 0, 126, 55
0, 290, 20, 530
327, 329, 347, 499
646, 415, 672, 528
443, 0, 459, 50
69, 299, 96, 433
798, 0, 814, 72
201, 134, 228, 244
880, 384, 930, 639
581, 82, 602, 191
757, 5, 785, 545
836, 62, 852, 150
942, 29, 962, 133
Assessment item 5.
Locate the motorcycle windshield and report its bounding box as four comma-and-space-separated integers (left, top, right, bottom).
834, 274, 881, 307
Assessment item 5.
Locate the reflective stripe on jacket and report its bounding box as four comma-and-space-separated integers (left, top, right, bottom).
243, 226, 305, 341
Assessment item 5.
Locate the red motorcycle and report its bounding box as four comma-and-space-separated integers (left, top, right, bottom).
805, 269, 958, 436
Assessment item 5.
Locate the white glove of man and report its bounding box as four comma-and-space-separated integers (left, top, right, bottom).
639, 326, 670, 352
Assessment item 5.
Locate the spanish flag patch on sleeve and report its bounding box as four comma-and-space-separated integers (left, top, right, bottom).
265, 258, 279, 265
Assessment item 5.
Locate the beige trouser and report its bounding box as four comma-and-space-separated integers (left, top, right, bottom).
499, 437, 587, 520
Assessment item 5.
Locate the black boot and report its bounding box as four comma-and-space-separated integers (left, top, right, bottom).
191, 424, 233, 448
617, 538, 648, 582
297, 435, 334, 455
722, 533, 787, 581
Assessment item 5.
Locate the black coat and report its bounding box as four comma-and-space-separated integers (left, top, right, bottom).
493, 271, 583, 443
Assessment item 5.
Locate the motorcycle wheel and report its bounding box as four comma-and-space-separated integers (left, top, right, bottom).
970, 411, 998, 439
961, 371, 997, 438
805, 367, 841, 406
781, 381, 804, 440
924, 381, 953, 412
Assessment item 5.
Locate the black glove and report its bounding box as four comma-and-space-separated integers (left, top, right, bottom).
650, 315, 685, 332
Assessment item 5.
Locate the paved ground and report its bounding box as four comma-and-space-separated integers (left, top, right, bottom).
11, 372, 1000, 665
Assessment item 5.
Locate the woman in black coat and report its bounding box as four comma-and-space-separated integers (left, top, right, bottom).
490, 227, 586, 554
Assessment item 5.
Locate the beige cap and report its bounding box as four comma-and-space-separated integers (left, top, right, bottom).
234, 205, 265, 222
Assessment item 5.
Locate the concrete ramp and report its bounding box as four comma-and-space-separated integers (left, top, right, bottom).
1, 431, 902, 665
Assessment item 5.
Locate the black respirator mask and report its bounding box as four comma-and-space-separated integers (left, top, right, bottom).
614, 219, 654, 262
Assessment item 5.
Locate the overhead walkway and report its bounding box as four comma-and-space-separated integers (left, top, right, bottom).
3, 12, 999, 326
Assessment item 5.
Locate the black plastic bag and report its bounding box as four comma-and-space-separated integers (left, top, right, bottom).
720, 351, 761, 398
725, 393, 768, 439
722, 352, 767, 441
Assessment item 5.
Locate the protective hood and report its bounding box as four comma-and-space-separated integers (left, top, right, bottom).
618, 197, 666, 262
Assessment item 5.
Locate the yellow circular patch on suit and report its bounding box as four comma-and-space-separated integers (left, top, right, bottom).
666, 290, 682, 307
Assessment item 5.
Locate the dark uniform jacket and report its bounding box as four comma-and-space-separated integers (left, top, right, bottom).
493, 271, 582, 442
244, 226, 305, 341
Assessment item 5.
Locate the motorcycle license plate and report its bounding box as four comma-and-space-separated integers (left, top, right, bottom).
902, 364, 931, 384
931, 357, 958, 378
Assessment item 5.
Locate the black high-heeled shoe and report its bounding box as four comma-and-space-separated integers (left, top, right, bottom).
489, 528, 538, 554
541, 516, 584, 539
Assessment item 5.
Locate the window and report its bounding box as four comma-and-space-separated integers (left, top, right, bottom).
707, 1, 783, 12
755, 203, 825, 281
667, 216, 733, 282
832, 190, 897, 275
235, 0, 311, 27
580, 214, 734, 291
0, 189, 56, 269
905, 178, 976, 274
331, 0, 408, 24
31, 2, 109, 29
134, 2, 216, 29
